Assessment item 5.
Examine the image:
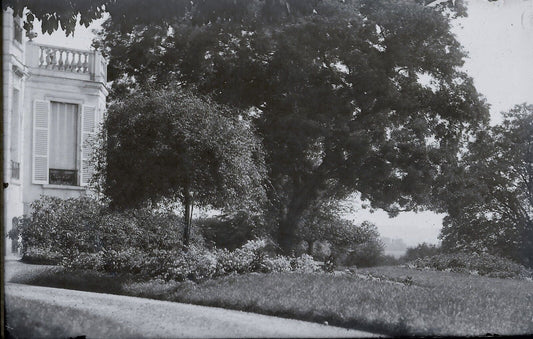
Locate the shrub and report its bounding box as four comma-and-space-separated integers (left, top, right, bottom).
16, 196, 203, 265
401, 243, 441, 262
7, 218, 21, 250
22, 247, 62, 265
406, 252, 533, 279
291, 254, 321, 273
17, 196, 105, 259
378, 254, 401, 266
16, 196, 334, 282
63, 252, 105, 271
323, 254, 337, 273
97, 208, 201, 253
344, 239, 385, 268
214, 239, 265, 275
263, 255, 292, 272
196, 211, 265, 250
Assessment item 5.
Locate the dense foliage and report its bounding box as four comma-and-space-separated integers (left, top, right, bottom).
3, 0, 322, 35
343, 236, 385, 268
405, 252, 533, 279
15, 197, 323, 281
196, 211, 269, 250
296, 200, 383, 261
401, 242, 442, 262
93, 0, 488, 252
98, 87, 266, 245
438, 104, 533, 266
3, 0, 465, 36
15, 196, 199, 262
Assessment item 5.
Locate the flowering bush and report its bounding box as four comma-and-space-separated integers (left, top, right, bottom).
291, 254, 321, 273
63, 252, 105, 271
59, 239, 333, 282
154, 249, 213, 279
16, 196, 333, 282
263, 255, 292, 272
214, 238, 268, 274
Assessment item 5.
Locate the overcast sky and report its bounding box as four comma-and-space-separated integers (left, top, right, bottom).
31, 0, 533, 246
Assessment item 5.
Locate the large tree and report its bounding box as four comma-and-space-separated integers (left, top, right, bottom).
97, 87, 266, 246
3, 0, 321, 35
94, 0, 488, 252
438, 104, 533, 266
3, 0, 463, 35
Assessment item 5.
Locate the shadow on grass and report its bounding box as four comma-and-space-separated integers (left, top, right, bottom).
5, 294, 139, 338
11, 267, 129, 296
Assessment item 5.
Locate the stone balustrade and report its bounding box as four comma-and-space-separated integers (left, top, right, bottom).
37, 45, 91, 73
26, 42, 107, 83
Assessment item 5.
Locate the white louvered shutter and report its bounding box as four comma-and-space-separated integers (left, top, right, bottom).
32, 100, 50, 184
80, 105, 97, 186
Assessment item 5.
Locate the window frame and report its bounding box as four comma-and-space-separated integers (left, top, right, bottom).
43, 96, 85, 187
12, 18, 23, 45
10, 85, 22, 183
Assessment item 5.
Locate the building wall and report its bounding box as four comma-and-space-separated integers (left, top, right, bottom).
3, 10, 108, 254
3, 9, 27, 254
22, 68, 107, 212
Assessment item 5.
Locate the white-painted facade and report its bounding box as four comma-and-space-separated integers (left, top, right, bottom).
3, 9, 108, 254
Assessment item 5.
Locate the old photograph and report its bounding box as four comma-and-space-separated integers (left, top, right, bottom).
2, 0, 533, 337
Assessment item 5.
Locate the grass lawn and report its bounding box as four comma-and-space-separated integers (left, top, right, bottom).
10, 265, 533, 337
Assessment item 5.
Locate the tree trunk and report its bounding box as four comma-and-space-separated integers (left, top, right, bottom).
307, 240, 314, 256
183, 191, 193, 248
277, 209, 303, 255
276, 158, 332, 254
277, 185, 322, 254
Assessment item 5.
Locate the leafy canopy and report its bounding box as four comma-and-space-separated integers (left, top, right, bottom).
3, 0, 320, 36
98, 87, 266, 213
438, 104, 533, 267
3, 0, 466, 36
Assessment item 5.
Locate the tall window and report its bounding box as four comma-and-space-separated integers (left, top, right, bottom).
49, 102, 78, 185
13, 19, 22, 43
10, 89, 20, 179
33, 100, 96, 186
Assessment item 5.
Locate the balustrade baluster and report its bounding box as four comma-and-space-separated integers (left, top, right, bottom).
82, 53, 89, 73
34, 44, 98, 77
39, 47, 45, 67
58, 50, 64, 70
77, 52, 83, 72
45, 49, 51, 68
72, 52, 77, 71
64, 51, 70, 71
51, 49, 57, 69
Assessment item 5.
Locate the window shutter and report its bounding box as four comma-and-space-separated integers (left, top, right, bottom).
32, 100, 50, 184
80, 105, 97, 186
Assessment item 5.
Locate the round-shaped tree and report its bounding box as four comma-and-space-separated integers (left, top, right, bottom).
97, 87, 266, 246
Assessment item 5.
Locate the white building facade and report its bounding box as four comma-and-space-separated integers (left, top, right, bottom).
3, 9, 108, 254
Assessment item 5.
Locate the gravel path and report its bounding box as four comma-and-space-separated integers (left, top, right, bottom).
5, 283, 379, 338
4, 259, 381, 338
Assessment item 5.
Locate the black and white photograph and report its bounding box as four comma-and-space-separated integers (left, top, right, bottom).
2, 0, 533, 337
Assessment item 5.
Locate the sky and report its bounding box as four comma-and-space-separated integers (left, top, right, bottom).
31, 0, 533, 247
